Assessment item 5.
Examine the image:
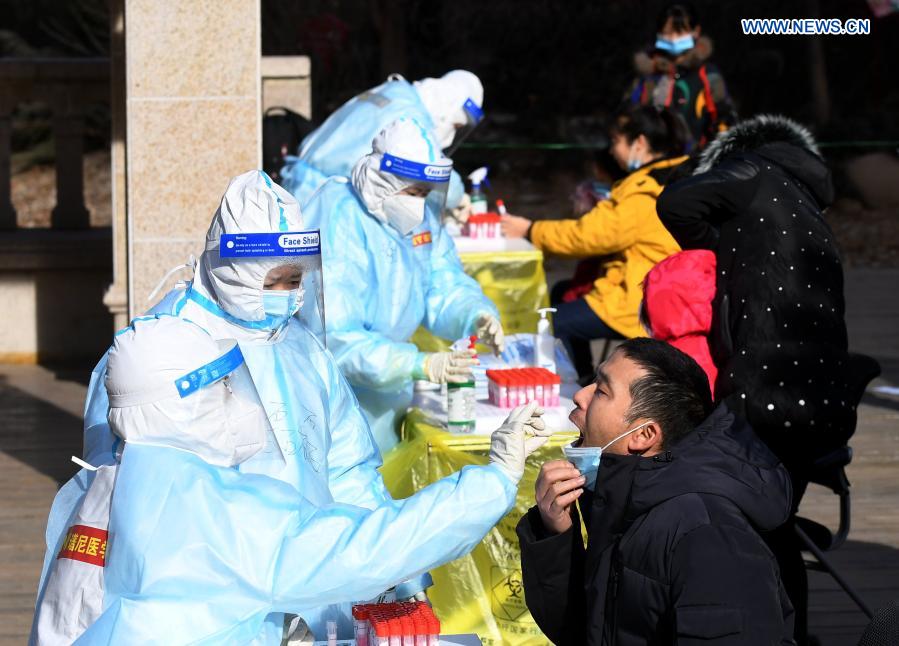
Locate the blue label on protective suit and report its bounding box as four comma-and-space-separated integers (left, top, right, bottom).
219, 230, 321, 258
380, 153, 452, 183
175, 343, 245, 397
463, 98, 484, 124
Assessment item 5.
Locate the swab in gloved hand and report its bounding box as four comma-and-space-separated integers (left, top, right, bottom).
474, 313, 505, 356
489, 401, 552, 482
413, 349, 478, 384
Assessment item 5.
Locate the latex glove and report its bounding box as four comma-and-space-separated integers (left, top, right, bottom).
475, 313, 505, 355
489, 401, 551, 482
451, 192, 473, 224
397, 589, 431, 605
413, 349, 478, 384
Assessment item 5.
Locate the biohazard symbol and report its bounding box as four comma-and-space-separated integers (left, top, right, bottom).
491, 566, 529, 622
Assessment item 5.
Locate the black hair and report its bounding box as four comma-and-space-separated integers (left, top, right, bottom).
656, 2, 699, 33
610, 105, 689, 158
614, 337, 713, 448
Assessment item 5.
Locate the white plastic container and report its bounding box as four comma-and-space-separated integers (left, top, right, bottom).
534, 307, 558, 373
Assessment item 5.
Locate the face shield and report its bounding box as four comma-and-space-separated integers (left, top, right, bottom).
379, 152, 452, 235
219, 230, 326, 346
443, 98, 484, 156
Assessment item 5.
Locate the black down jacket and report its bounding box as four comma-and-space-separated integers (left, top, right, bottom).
517, 405, 795, 646
656, 115, 866, 472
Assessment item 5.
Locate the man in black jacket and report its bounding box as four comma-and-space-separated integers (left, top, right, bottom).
517, 338, 795, 645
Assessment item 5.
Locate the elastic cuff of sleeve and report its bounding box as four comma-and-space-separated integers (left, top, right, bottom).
411, 352, 430, 381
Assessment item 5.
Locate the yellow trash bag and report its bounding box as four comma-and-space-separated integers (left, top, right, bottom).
413, 249, 549, 353
381, 410, 575, 646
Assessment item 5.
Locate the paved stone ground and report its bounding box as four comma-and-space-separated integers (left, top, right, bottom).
1, 269, 896, 645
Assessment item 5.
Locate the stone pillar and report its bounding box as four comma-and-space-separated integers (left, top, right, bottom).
105, 0, 129, 331
50, 108, 91, 229
122, 0, 261, 319
0, 95, 15, 229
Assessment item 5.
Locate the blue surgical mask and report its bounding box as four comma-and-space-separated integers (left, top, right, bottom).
262, 288, 304, 325
562, 421, 653, 489
655, 34, 695, 56
626, 143, 642, 172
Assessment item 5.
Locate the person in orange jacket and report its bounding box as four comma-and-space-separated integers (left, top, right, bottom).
502, 105, 688, 379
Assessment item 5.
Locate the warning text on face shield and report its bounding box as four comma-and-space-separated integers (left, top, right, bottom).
220, 231, 321, 258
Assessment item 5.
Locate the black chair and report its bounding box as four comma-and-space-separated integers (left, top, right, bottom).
857, 600, 899, 646
794, 353, 881, 620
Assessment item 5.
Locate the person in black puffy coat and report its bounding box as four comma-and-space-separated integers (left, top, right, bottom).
656, 114, 873, 645
518, 339, 795, 645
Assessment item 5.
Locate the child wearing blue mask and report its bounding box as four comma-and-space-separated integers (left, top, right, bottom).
626, 2, 735, 148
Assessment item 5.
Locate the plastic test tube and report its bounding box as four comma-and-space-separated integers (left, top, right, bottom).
354, 607, 370, 646
427, 615, 440, 646
532, 369, 544, 406
389, 618, 402, 646
372, 619, 389, 646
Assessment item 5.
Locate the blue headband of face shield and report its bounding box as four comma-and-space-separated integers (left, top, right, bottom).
379, 153, 452, 183
463, 98, 484, 124
655, 34, 695, 56
175, 343, 245, 398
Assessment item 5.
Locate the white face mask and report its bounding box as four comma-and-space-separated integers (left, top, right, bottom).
562, 420, 654, 489
382, 193, 426, 236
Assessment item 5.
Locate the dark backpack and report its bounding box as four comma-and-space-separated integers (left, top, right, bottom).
262, 107, 313, 184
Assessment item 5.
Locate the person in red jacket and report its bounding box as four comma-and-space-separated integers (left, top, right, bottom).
640, 249, 717, 393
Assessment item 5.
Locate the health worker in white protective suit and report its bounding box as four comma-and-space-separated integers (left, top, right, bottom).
37, 170, 468, 640
301, 118, 506, 454
30, 315, 551, 645
281, 70, 484, 212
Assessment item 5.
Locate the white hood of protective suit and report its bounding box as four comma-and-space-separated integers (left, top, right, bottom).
414, 70, 483, 149
350, 118, 450, 232
105, 316, 269, 467
199, 170, 306, 323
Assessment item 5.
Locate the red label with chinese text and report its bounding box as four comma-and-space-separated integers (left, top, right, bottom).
412, 231, 432, 247
58, 524, 108, 567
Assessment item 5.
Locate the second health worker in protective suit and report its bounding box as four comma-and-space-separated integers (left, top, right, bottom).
281, 70, 484, 209
303, 118, 505, 454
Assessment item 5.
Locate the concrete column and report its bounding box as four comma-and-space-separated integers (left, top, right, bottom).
0, 97, 15, 229
50, 109, 91, 229
106, 0, 129, 331
122, 0, 261, 319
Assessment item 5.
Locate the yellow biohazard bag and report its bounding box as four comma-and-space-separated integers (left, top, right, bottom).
413, 249, 549, 352
381, 410, 577, 646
